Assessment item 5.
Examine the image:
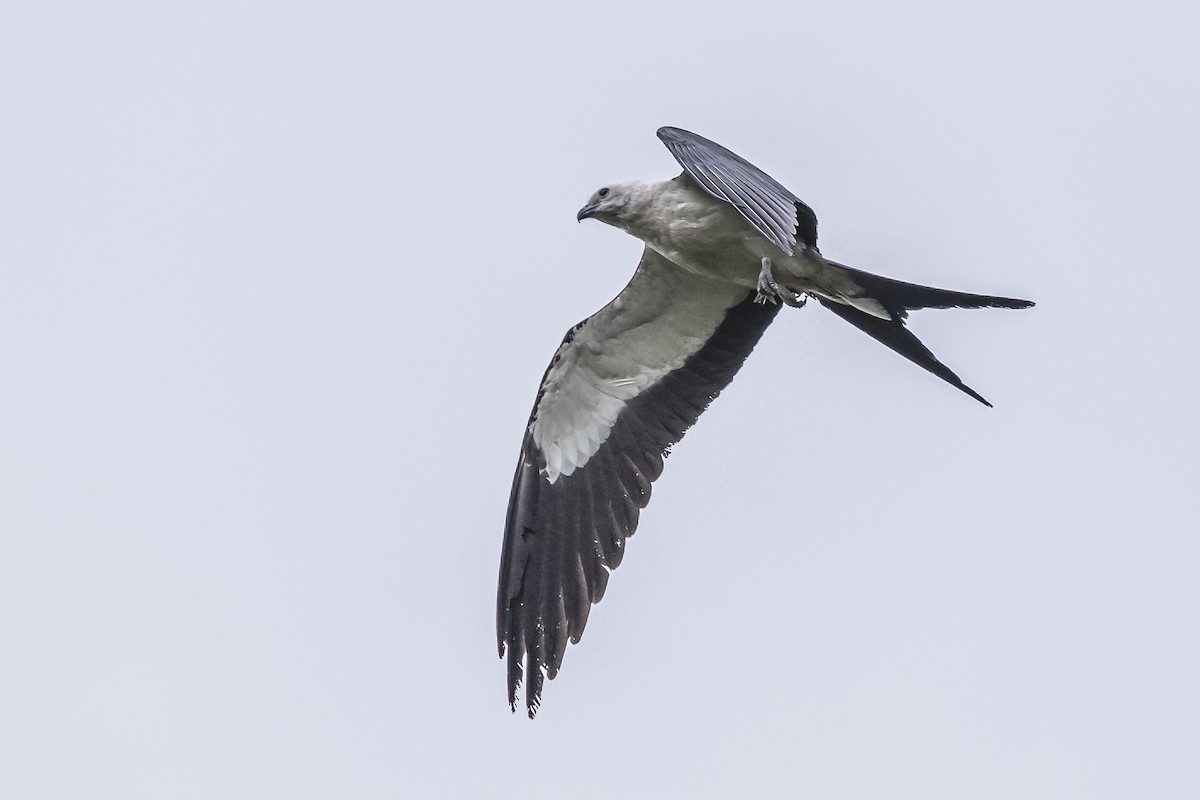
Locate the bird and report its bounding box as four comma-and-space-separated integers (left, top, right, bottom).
497, 126, 1033, 717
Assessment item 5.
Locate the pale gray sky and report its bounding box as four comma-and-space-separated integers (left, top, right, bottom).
2, 1, 1197, 797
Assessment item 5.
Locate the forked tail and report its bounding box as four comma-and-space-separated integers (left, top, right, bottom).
824, 263, 1034, 406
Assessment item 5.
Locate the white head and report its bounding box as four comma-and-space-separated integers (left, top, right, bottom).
576, 182, 640, 228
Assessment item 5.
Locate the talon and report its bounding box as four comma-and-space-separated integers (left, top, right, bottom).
756, 257, 781, 302
782, 291, 807, 309
757, 257, 805, 308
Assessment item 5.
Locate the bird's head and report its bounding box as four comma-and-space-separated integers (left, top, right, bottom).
576, 184, 633, 225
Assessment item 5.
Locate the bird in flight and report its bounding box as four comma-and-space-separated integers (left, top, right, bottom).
497, 126, 1033, 716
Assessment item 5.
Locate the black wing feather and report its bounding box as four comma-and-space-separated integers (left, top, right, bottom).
498, 287, 779, 717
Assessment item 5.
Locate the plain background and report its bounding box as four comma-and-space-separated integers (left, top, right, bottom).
2, 1, 1197, 797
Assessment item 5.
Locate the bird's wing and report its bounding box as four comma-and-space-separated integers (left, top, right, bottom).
657, 125, 818, 255
498, 247, 779, 716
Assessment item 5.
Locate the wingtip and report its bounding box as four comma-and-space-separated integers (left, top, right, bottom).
656, 125, 698, 146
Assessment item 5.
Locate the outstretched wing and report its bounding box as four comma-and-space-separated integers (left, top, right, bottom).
658, 125, 818, 255
498, 248, 779, 717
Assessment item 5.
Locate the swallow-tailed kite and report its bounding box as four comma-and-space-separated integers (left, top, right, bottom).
497, 126, 1033, 716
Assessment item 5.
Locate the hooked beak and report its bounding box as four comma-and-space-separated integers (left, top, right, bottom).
576, 203, 597, 222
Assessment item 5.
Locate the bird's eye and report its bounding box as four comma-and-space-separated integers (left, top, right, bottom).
597, 187, 610, 198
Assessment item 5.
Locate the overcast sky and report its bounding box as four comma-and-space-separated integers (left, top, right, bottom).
2, 1, 1197, 797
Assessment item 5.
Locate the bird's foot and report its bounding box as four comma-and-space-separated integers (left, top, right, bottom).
755, 257, 807, 307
